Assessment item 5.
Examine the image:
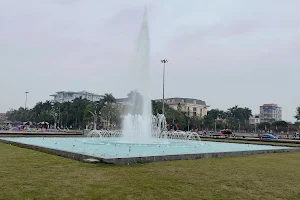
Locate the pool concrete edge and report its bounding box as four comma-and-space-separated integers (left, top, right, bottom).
0, 138, 103, 163
1, 138, 300, 164
102, 148, 300, 164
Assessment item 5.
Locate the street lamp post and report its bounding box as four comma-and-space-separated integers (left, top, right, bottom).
215, 115, 221, 132
161, 59, 168, 115
24, 91, 29, 122
173, 119, 175, 130
214, 119, 217, 132
58, 103, 61, 127
51, 113, 58, 129
88, 110, 97, 130
24, 92, 29, 109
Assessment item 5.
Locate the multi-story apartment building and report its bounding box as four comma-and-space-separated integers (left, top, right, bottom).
50, 91, 103, 103
259, 104, 282, 123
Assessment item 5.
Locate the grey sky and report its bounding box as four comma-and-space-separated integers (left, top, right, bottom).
0, 0, 299, 121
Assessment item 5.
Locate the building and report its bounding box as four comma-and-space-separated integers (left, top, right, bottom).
115, 97, 209, 118
155, 97, 209, 118
50, 91, 103, 103
0, 113, 7, 121
115, 98, 128, 105
249, 114, 260, 125
259, 104, 282, 123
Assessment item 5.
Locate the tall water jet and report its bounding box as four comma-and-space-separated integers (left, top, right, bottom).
122, 8, 153, 143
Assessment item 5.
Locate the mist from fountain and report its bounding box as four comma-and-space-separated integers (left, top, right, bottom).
121, 8, 159, 144
87, 8, 193, 144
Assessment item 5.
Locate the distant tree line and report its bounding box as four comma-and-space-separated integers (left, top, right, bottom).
6, 93, 121, 129
6, 91, 300, 132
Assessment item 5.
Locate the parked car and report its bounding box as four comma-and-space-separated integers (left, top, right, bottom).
262, 134, 278, 140
210, 131, 222, 136
221, 129, 233, 135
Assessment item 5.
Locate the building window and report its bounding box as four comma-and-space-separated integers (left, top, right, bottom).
193, 107, 197, 116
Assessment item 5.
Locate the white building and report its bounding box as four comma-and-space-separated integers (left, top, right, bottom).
259, 104, 282, 123
249, 114, 260, 125
50, 91, 103, 103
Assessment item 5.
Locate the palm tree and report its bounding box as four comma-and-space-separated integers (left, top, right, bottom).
101, 93, 116, 104
295, 106, 300, 121
242, 107, 252, 120
85, 93, 117, 129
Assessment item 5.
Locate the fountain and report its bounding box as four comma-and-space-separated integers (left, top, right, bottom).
0, 8, 295, 164
86, 8, 194, 143
119, 8, 172, 145
121, 8, 154, 144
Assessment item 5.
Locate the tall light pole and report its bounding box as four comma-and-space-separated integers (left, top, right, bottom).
215, 115, 221, 132
24, 92, 29, 110
161, 59, 168, 115
24, 91, 29, 122
214, 119, 217, 132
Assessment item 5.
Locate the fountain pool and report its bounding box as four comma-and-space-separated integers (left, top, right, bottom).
0, 137, 293, 161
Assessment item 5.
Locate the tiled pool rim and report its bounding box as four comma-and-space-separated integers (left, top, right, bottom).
1, 138, 300, 165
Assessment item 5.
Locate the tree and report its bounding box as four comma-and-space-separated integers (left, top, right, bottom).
272, 120, 288, 132
152, 100, 186, 129
177, 103, 182, 112
273, 120, 288, 127
101, 93, 116, 105
60, 102, 71, 127
101, 103, 120, 128
83, 103, 98, 129
227, 106, 252, 125
224, 117, 239, 130
126, 90, 144, 115
257, 122, 271, 131
69, 98, 90, 128
207, 109, 227, 120
84, 93, 117, 129
152, 100, 162, 115
295, 106, 300, 121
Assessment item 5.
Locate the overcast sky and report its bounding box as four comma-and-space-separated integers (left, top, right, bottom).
0, 0, 299, 121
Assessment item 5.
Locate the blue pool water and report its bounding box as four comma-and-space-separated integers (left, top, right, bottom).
1, 137, 292, 158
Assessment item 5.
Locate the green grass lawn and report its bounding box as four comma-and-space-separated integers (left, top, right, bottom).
1, 142, 300, 200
